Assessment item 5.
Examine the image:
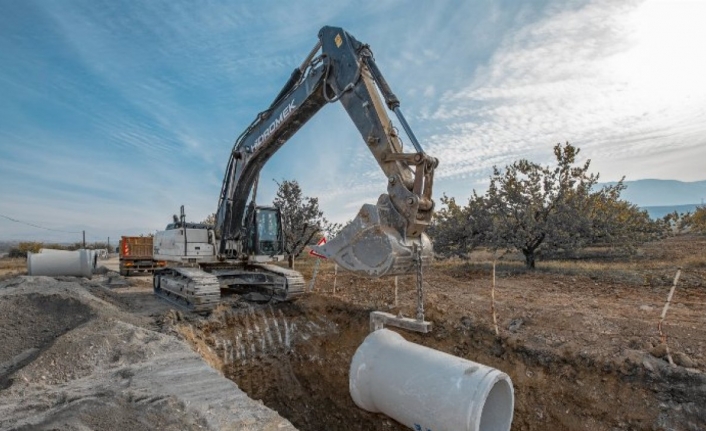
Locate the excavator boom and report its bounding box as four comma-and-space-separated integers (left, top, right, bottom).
215, 26, 438, 277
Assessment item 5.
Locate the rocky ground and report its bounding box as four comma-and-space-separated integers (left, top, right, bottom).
1, 235, 705, 430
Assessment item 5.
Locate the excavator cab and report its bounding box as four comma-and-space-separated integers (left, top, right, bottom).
246, 206, 285, 257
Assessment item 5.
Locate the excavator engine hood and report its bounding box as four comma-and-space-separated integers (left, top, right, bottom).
313, 195, 432, 277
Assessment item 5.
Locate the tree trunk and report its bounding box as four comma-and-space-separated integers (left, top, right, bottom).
288, 254, 295, 269
523, 249, 536, 269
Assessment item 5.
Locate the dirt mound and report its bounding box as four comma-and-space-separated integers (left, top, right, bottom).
0, 292, 93, 364
0, 275, 296, 431
12, 391, 206, 431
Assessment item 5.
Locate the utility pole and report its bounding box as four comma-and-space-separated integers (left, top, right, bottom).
82, 230, 86, 248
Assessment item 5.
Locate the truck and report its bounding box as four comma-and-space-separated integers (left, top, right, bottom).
119, 236, 166, 276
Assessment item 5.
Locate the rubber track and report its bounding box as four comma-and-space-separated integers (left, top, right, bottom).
155, 265, 306, 312
154, 268, 221, 313
252, 263, 307, 300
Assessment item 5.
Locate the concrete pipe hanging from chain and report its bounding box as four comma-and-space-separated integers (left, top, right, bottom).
350, 329, 514, 431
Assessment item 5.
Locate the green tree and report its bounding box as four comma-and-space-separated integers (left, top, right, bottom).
8, 248, 26, 258
478, 142, 665, 268
201, 213, 216, 227
481, 143, 603, 267
661, 211, 684, 234
429, 194, 491, 258
273, 179, 335, 268
681, 205, 706, 234
585, 188, 667, 247
429, 144, 669, 267
8, 241, 43, 258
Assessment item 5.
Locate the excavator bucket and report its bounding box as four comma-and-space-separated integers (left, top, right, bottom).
312, 198, 432, 278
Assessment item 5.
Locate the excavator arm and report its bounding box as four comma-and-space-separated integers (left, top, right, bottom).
215, 26, 438, 277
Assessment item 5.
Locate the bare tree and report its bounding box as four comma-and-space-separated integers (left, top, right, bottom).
201, 213, 216, 227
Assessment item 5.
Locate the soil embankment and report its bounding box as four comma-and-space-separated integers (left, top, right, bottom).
0, 274, 295, 431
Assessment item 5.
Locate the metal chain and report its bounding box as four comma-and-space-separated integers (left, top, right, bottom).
415, 243, 424, 321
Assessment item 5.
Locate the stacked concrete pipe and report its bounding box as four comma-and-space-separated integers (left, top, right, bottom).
27, 249, 94, 279
350, 329, 514, 431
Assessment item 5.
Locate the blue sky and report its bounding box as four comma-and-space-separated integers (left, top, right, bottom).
1, 0, 705, 242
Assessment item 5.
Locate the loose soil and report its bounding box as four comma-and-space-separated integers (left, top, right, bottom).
169, 235, 706, 431
0, 271, 295, 431
2, 235, 706, 431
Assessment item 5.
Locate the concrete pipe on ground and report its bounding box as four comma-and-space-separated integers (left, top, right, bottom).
38, 248, 67, 254
27, 249, 93, 279
39, 248, 97, 271
350, 329, 514, 431
88, 249, 97, 270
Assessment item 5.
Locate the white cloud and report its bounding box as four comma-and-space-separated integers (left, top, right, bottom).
2, 0, 705, 240
424, 0, 706, 188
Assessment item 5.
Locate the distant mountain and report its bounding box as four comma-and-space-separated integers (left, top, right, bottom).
600, 179, 706, 207
597, 179, 705, 219
642, 204, 700, 219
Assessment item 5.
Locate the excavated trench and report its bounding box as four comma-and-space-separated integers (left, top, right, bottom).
179, 297, 706, 431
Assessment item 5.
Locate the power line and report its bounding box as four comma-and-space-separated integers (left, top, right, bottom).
0, 213, 81, 234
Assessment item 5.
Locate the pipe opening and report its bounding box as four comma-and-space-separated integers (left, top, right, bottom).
478, 377, 514, 431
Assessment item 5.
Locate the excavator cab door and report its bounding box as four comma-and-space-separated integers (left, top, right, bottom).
248, 206, 285, 257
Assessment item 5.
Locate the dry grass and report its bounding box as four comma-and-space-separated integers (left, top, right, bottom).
404, 235, 704, 288
682, 254, 706, 269
0, 257, 27, 280
0, 258, 25, 270
281, 235, 706, 291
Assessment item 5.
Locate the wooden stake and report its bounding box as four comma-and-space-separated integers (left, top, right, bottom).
394, 276, 398, 307
333, 263, 338, 295
658, 268, 682, 366
491, 259, 499, 336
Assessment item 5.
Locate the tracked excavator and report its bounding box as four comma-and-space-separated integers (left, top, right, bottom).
152, 26, 438, 316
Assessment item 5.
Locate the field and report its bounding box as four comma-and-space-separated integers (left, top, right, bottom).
0, 258, 25, 279
1, 235, 705, 430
